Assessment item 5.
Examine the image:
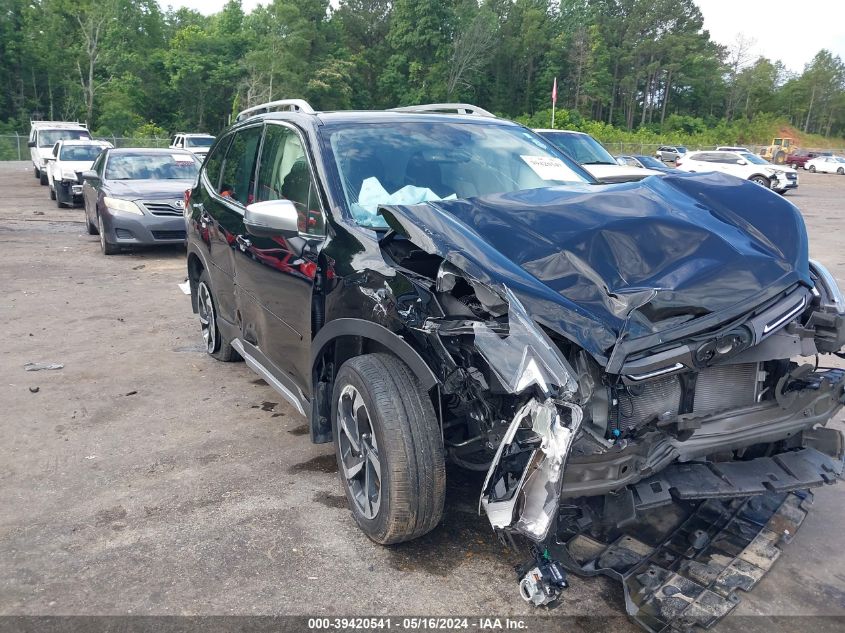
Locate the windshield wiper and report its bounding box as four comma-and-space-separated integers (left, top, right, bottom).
581, 161, 616, 165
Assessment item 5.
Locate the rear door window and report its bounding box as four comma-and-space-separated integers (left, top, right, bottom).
203, 134, 232, 192
219, 126, 262, 206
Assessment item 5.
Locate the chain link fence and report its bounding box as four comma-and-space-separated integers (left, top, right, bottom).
0, 134, 171, 161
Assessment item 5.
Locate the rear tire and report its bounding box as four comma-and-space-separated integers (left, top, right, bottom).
34, 167, 40, 179
196, 270, 238, 361
838, 167, 844, 175
49, 185, 56, 201
332, 353, 445, 545
39, 172, 48, 186
809, 165, 816, 173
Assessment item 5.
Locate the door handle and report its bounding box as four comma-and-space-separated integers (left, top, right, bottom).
236, 235, 251, 251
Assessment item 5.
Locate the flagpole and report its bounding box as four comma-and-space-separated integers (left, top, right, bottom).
551, 77, 557, 128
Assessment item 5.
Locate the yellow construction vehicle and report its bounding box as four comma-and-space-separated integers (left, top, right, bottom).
760, 137, 794, 164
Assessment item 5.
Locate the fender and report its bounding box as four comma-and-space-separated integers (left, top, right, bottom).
311, 318, 438, 391
309, 318, 440, 444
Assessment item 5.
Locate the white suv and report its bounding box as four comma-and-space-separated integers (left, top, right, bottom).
676, 150, 798, 194
169, 133, 215, 159
45, 139, 112, 207
28, 121, 92, 185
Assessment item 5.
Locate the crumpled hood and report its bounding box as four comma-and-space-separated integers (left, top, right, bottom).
104, 179, 195, 200
379, 171, 810, 361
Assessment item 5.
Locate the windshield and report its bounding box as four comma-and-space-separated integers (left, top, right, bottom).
636, 155, 666, 169
539, 131, 616, 165
186, 136, 214, 148
105, 153, 200, 180
740, 152, 769, 165
38, 129, 91, 148
322, 122, 589, 228
60, 145, 104, 161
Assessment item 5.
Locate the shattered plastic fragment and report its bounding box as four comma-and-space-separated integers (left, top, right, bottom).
24, 362, 63, 371
481, 398, 582, 542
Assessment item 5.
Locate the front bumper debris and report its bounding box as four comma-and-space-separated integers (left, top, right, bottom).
553, 491, 819, 632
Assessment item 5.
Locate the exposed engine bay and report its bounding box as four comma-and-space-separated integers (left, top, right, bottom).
370, 175, 845, 630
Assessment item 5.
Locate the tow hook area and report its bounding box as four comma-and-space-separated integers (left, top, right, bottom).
517, 546, 568, 606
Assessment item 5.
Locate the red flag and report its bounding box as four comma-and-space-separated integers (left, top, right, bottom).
552, 77, 558, 105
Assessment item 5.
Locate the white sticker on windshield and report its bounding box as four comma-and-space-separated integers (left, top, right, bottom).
520, 155, 577, 181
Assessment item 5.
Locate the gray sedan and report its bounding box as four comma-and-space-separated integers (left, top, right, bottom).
81, 148, 200, 255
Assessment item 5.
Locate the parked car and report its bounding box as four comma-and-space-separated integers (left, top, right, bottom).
535, 129, 662, 182
169, 133, 215, 159
45, 139, 112, 208
28, 121, 92, 185
81, 148, 201, 255
655, 145, 687, 162
716, 146, 751, 153
785, 150, 822, 170
617, 154, 678, 172
805, 155, 845, 174
184, 100, 845, 627
676, 150, 798, 194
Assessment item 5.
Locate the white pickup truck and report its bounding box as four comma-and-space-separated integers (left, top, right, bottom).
28, 121, 92, 185
45, 139, 112, 207
169, 133, 215, 159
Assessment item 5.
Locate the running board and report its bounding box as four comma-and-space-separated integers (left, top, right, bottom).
231, 339, 307, 417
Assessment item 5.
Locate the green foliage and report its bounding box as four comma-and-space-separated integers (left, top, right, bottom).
3, 0, 845, 145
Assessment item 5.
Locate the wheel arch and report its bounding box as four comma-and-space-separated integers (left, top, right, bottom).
309, 318, 440, 444
186, 247, 209, 313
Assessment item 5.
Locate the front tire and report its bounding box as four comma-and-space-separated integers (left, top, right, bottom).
809, 165, 816, 173
332, 353, 445, 545
39, 171, 48, 186
50, 185, 56, 201
34, 167, 40, 179
196, 270, 237, 361
98, 214, 119, 255
838, 167, 844, 175
750, 175, 771, 188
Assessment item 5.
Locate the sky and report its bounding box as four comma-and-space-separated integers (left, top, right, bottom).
157, 0, 845, 74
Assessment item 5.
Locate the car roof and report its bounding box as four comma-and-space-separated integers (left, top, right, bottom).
108, 147, 194, 155
31, 121, 87, 130
58, 139, 110, 146
175, 133, 215, 137
229, 110, 525, 131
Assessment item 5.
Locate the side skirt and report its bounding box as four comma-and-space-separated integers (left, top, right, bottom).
231, 338, 308, 418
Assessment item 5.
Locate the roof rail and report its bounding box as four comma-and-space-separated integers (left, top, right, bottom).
235, 99, 315, 122
389, 103, 495, 118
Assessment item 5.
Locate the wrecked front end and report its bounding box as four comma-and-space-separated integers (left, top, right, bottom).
374, 175, 845, 630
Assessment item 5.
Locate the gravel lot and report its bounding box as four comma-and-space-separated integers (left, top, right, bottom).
1, 162, 844, 629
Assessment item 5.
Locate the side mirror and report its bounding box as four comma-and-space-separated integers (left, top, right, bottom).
45, 156, 55, 161
27, 141, 36, 148
737, 159, 747, 165
81, 170, 99, 181
244, 200, 299, 238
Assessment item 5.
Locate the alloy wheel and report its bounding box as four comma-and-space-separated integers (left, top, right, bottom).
197, 281, 217, 353
337, 384, 381, 519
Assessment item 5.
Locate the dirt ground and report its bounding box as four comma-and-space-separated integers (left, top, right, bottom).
1, 162, 844, 629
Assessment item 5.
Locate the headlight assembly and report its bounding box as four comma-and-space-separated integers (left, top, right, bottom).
104, 197, 143, 216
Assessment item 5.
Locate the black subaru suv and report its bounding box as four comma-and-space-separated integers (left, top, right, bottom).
186, 100, 845, 629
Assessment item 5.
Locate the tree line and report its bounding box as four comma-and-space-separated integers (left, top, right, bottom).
1, 0, 844, 142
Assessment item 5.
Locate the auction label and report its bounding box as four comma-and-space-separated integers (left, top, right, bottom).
308, 617, 528, 630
